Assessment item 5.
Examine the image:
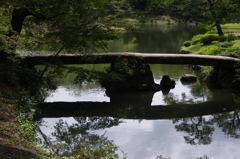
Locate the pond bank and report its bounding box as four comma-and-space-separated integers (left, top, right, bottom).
0, 82, 50, 159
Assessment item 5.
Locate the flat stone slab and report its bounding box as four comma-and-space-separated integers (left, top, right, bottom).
23, 52, 240, 68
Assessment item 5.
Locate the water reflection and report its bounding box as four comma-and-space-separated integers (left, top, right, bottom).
174, 110, 240, 146
38, 110, 240, 159
39, 63, 240, 158
174, 116, 214, 145
38, 117, 123, 157
107, 24, 201, 53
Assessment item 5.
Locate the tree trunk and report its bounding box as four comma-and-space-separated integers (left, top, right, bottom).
11, 7, 31, 35
216, 23, 224, 36
3, 7, 32, 58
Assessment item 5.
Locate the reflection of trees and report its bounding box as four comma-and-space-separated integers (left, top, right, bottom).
174, 116, 214, 145
107, 24, 200, 53
162, 81, 211, 105
213, 112, 240, 139
39, 117, 123, 157
174, 110, 240, 145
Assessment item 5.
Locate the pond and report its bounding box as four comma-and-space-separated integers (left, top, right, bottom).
37, 23, 240, 159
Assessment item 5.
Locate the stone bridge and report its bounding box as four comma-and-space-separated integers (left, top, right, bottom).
23, 52, 240, 68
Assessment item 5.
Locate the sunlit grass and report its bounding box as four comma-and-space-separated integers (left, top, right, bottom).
181, 23, 240, 55
233, 40, 240, 47
221, 23, 240, 33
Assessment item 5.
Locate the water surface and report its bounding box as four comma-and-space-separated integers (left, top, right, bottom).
38, 23, 240, 159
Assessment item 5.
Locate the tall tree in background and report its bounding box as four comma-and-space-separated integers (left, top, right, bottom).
129, 0, 166, 13
166, 0, 240, 36
189, 0, 240, 36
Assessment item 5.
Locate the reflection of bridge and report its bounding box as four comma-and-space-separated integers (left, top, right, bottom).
38, 100, 235, 119
24, 52, 240, 68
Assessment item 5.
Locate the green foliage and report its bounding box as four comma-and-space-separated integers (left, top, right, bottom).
205, 30, 218, 34
183, 41, 192, 47
67, 66, 124, 86
75, 145, 125, 159
217, 41, 233, 47
226, 34, 237, 41
198, 45, 222, 55
0, 58, 48, 142
112, 56, 135, 76
16, 116, 37, 142
68, 67, 101, 85
235, 64, 240, 83
1, 0, 136, 54
191, 34, 204, 45
196, 44, 240, 57
200, 34, 219, 45
161, 16, 166, 21
165, 0, 240, 36
224, 47, 240, 58
218, 35, 227, 42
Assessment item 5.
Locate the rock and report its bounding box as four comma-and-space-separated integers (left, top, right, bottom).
160, 75, 175, 88
180, 50, 191, 54
180, 74, 197, 83
100, 57, 162, 91
203, 68, 239, 88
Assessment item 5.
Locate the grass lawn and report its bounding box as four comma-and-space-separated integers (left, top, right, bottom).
222, 23, 240, 33
181, 23, 240, 55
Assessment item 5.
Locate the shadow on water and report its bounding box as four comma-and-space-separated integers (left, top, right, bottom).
37, 89, 236, 119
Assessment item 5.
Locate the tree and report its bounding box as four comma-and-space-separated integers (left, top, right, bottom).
0, 0, 134, 58
165, 0, 240, 36
129, 0, 166, 12
190, 0, 240, 36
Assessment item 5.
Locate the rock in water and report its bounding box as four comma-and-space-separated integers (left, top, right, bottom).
100, 57, 162, 91
160, 75, 176, 89
180, 74, 197, 83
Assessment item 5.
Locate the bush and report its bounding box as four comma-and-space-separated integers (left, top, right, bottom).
191, 34, 204, 45
161, 16, 166, 21
226, 34, 237, 41
224, 47, 240, 58
183, 41, 192, 47
218, 35, 227, 42
198, 45, 222, 55
206, 30, 218, 34
217, 41, 233, 48
200, 34, 219, 45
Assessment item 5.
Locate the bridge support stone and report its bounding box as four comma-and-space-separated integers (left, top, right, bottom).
100, 56, 162, 91
204, 67, 239, 88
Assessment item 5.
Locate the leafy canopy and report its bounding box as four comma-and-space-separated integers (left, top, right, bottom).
1, 0, 135, 54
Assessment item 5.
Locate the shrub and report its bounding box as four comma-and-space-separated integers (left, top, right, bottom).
206, 30, 218, 34
183, 41, 192, 47
217, 41, 233, 48
218, 35, 227, 42
224, 47, 240, 58
161, 16, 166, 21
198, 45, 222, 55
139, 16, 146, 23
226, 34, 237, 41
191, 34, 204, 45
200, 34, 219, 45
167, 18, 170, 23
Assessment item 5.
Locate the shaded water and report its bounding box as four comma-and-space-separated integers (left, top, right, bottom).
107, 23, 199, 53
38, 23, 240, 159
